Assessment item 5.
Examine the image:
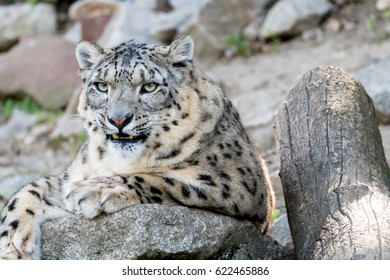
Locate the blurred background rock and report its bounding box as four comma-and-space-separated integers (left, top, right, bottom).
1, 0, 390, 251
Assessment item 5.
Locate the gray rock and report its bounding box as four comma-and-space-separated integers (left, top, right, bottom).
252, 0, 279, 9
0, 3, 56, 50
48, 86, 84, 138
379, 125, 390, 166
244, 13, 267, 41
0, 195, 6, 213
243, 0, 279, 40
150, 9, 196, 44
0, 114, 5, 125
376, 0, 390, 11
182, 0, 257, 62
97, 1, 158, 47
0, 109, 36, 144
133, 0, 172, 11
42, 204, 291, 260
50, 115, 84, 139
268, 214, 292, 249
169, 0, 209, 10
63, 22, 82, 44
96, 0, 256, 61
0, 36, 81, 109
323, 18, 342, 33
98, 0, 207, 48
353, 59, 390, 124
0, 173, 39, 201
260, 0, 333, 39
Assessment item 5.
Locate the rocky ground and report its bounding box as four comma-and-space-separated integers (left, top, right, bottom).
1, 0, 390, 256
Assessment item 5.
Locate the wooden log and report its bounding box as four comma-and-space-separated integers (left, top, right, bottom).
274, 66, 390, 259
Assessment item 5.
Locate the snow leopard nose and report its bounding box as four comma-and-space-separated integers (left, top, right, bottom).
108, 113, 134, 129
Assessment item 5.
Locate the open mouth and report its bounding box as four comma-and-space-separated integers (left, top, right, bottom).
108, 132, 147, 143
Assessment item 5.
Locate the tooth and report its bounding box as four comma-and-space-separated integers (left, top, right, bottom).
112, 134, 119, 139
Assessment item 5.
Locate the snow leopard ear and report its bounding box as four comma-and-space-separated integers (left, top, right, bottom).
75, 41, 104, 71
169, 35, 194, 65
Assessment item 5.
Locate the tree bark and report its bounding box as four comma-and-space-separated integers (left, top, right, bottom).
274, 65, 390, 259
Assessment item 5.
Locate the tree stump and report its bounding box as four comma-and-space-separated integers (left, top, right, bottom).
274, 66, 390, 259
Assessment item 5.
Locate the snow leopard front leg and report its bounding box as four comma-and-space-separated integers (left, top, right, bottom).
0, 174, 143, 259
0, 175, 70, 259
62, 175, 145, 218
65, 172, 272, 233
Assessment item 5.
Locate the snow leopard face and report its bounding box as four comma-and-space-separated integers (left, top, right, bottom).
75, 36, 194, 157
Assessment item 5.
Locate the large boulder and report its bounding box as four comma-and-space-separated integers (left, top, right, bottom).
260, 0, 333, 39
0, 36, 81, 109
42, 204, 291, 260
0, 3, 56, 50
97, 0, 207, 48
183, 0, 258, 62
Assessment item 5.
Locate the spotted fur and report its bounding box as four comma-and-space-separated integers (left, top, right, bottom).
0, 36, 274, 259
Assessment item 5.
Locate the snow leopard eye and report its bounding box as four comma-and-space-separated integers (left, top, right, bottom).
141, 82, 158, 94
94, 82, 109, 93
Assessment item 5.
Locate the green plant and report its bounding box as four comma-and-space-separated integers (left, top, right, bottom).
26, 0, 39, 5
35, 110, 64, 124
0, 97, 64, 128
76, 131, 88, 143
269, 35, 282, 53
224, 32, 251, 56
365, 15, 376, 30
271, 208, 281, 222
0, 96, 41, 118
383, 8, 390, 19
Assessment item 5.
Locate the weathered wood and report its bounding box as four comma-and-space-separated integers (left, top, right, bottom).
274, 66, 390, 259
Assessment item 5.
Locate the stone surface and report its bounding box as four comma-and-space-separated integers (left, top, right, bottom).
50, 114, 84, 139
63, 22, 82, 44
98, 0, 207, 48
150, 9, 195, 44
380, 125, 390, 166
96, 0, 258, 61
183, 0, 257, 62
376, 0, 390, 11
49, 88, 81, 144
0, 110, 42, 205
243, 0, 280, 40
97, 1, 157, 47
353, 59, 390, 124
260, 0, 333, 39
0, 173, 39, 202
324, 18, 342, 33
267, 214, 292, 249
134, 0, 173, 11
0, 3, 56, 50
0, 109, 36, 144
0, 36, 81, 109
42, 204, 291, 260
169, 0, 209, 11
